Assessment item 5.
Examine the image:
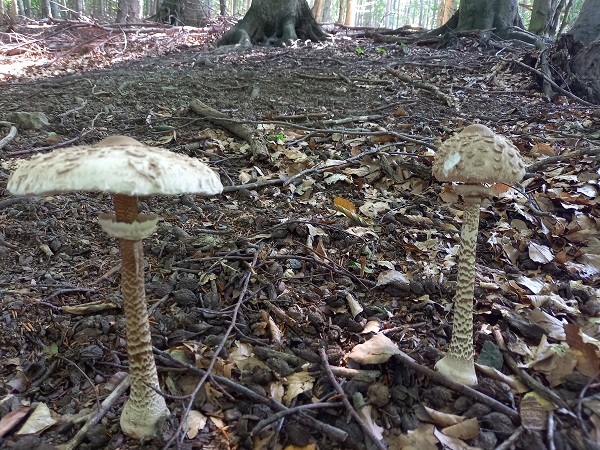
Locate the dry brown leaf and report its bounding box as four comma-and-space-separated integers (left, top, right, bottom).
15, 403, 57, 436
391, 423, 438, 450
416, 405, 465, 427
564, 323, 600, 378
347, 333, 401, 365
441, 417, 480, 440
0, 406, 31, 438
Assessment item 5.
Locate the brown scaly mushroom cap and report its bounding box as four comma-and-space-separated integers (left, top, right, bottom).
432, 124, 526, 186
7, 136, 223, 197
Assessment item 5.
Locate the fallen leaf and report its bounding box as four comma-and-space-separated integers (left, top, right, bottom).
0, 407, 31, 438
441, 417, 480, 440
185, 410, 207, 439
15, 403, 56, 436
347, 333, 401, 365
283, 372, 314, 405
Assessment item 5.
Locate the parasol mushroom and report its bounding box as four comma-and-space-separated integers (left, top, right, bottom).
7, 136, 223, 438
432, 124, 525, 386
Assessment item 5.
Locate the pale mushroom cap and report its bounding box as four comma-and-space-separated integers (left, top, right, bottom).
432, 124, 526, 184
7, 136, 223, 197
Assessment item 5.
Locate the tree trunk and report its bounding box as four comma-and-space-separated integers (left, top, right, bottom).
116, 0, 141, 22
557, 0, 573, 35
529, 0, 560, 36
566, 0, 600, 102
344, 0, 354, 25
311, 0, 323, 21
384, 0, 392, 28
337, 0, 343, 23
217, 0, 330, 47
321, 0, 331, 22
219, 0, 226, 15
570, 0, 600, 45
10, 0, 17, 20
429, 0, 533, 42
41, 0, 51, 17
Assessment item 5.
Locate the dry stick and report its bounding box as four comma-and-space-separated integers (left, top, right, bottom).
385, 66, 455, 108
188, 98, 270, 160
214, 117, 436, 149
60, 376, 131, 450
163, 248, 262, 449
492, 327, 569, 410
526, 146, 600, 173
391, 352, 521, 422
154, 349, 348, 443
494, 426, 525, 450
0, 123, 17, 150
6, 112, 104, 157
251, 401, 345, 436
319, 348, 388, 450
500, 57, 596, 107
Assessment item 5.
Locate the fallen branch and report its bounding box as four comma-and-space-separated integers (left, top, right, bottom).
320, 347, 388, 450
501, 56, 596, 107
188, 98, 270, 160
391, 351, 521, 422
59, 376, 131, 450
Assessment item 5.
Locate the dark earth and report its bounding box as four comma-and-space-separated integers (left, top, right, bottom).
0, 18, 599, 450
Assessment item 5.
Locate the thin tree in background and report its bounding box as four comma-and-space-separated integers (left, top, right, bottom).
312, 0, 324, 21
116, 0, 141, 22
557, 0, 573, 35
436, 0, 456, 26
10, 0, 18, 20
529, 0, 561, 36
344, 0, 354, 25
384, 0, 392, 27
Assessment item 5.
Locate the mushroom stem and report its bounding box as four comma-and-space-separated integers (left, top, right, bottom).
434, 194, 480, 386
113, 193, 168, 438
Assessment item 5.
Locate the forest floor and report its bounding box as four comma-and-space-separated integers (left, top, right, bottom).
0, 17, 599, 450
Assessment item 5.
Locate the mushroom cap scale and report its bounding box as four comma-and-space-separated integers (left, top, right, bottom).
432, 124, 526, 185
7, 139, 223, 197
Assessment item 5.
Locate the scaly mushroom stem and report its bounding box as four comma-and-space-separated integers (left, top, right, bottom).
113, 193, 168, 438
435, 194, 480, 386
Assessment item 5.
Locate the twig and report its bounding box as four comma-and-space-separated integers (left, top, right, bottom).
57, 356, 101, 410
500, 56, 596, 106
319, 347, 387, 450
43, 288, 95, 303
494, 426, 525, 450
163, 245, 262, 449
60, 375, 131, 450
188, 98, 269, 160
0, 124, 17, 151
391, 351, 521, 421
493, 327, 569, 409
251, 401, 344, 435
526, 146, 600, 173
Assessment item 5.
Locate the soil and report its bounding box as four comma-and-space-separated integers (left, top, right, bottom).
1, 19, 599, 450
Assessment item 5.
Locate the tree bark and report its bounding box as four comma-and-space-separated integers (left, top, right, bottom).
428, 0, 534, 43
436, 0, 456, 27
311, 0, 323, 21
344, 0, 354, 26
116, 0, 141, 22
570, 0, 600, 45
566, 0, 600, 102
217, 0, 330, 47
